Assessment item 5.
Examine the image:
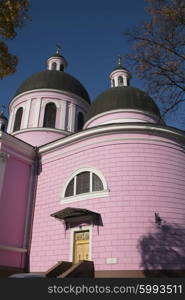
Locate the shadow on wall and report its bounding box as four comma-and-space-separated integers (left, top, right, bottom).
138, 224, 185, 277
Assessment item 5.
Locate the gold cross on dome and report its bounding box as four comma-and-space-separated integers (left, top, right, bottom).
56, 44, 62, 54
118, 55, 123, 66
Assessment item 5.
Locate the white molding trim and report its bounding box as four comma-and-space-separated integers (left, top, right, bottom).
0, 244, 27, 253
101, 118, 147, 124
39, 123, 185, 154
33, 98, 42, 127
59, 100, 67, 130
22, 99, 31, 129
7, 110, 13, 133
11, 105, 25, 132
41, 135, 185, 166
68, 102, 76, 132
0, 131, 35, 158
42, 98, 60, 109
62, 167, 108, 193
61, 190, 109, 204
10, 89, 90, 110
84, 109, 161, 129
12, 127, 71, 135
110, 69, 130, 77
61, 167, 109, 204
2, 146, 33, 164
69, 225, 92, 262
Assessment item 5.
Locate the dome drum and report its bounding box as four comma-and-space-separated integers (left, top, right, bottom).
8, 90, 89, 144
85, 86, 161, 128
84, 110, 160, 129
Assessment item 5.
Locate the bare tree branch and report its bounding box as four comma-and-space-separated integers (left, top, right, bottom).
125, 0, 185, 126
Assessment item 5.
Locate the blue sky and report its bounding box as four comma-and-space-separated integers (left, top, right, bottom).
0, 0, 182, 129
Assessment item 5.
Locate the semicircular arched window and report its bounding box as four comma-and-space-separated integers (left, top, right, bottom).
43, 102, 56, 128
13, 107, 23, 132
63, 170, 108, 202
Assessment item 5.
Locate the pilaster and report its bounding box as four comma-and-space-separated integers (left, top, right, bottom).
0, 152, 10, 198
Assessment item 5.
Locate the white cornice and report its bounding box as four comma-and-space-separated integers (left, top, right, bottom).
110, 69, 131, 77
39, 123, 185, 154
12, 127, 72, 135
9, 88, 90, 109
0, 131, 35, 159
61, 190, 109, 204
84, 109, 161, 128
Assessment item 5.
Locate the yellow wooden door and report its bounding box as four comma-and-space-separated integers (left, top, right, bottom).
73, 230, 89, 264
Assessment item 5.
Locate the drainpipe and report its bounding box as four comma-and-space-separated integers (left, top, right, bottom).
22, 147, 40, 271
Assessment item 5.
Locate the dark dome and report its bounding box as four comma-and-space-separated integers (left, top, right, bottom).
15, 70, 90, 103
50, 53, 64, 58
112, 66, 129, 72
86, 86, 160, 121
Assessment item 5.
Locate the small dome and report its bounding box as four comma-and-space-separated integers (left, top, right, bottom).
86, 86, 160, 121
50, 52, 64, 58
112, 65, 129, 72
14, 70, 90, 103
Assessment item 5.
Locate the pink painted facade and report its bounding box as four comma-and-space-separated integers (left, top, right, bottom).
1, 52, 185, 277
29, 130, 185, 272
0, 132, 35, 272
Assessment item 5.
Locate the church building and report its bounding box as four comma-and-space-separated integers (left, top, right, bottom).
0, 50, 185, 277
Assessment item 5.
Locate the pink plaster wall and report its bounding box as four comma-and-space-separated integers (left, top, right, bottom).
30, 132, 185, 272
13, 130, 67, 146
0, 249, 25, 269
0, 144, 34, 269
85, 111, 159, 129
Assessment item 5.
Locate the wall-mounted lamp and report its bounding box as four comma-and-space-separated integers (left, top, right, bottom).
155, 212, 163, 226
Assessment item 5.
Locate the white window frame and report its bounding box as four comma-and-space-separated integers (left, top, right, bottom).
61, 167, 109, 204
13, 105, 25, 132
40, 99, 59, 128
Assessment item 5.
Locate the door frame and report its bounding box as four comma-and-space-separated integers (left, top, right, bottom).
69, 225, 92, 263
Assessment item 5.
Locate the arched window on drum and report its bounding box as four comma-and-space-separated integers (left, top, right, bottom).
43, 102, 56, 128
13, 107, 23, 132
